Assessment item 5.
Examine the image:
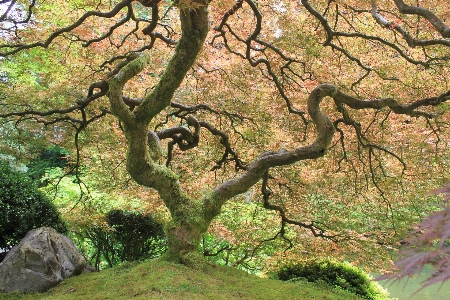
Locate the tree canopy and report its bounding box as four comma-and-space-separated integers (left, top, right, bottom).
0, 0, 449, 275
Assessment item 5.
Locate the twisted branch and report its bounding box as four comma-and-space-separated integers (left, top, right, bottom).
371, 2, 450, 48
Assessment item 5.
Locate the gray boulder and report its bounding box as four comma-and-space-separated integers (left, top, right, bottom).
0, 227, 86, 293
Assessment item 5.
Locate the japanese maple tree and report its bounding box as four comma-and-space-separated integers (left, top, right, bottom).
1, 0, 449, 269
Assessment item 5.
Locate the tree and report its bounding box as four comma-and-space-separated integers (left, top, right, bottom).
0, 0, 449, 266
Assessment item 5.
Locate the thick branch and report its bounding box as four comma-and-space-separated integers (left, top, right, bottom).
203, 82, 450, 221
107, 53, 151, 124
393, 0, 450, 38
334, 89, 450, 118
204, 84, 336, 219
132, 4, 209, 125
371, 2, 450, 48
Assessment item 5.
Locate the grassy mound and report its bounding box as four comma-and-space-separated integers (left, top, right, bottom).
0, 259, 366, 300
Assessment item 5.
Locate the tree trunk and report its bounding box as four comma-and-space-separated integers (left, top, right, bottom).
106, 3, 336, 266
106, 3, 211, 265
162, 199, 212, 266
164, 220, 205, 264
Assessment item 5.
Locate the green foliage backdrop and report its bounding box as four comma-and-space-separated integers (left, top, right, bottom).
0, 162, 67, 260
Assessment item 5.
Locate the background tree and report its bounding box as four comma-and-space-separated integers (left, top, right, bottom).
0, 0, 449, 268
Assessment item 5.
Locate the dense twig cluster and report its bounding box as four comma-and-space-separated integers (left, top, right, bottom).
211, 0, 449, 235
213, 0, 312, 126
0, 0, 179, 56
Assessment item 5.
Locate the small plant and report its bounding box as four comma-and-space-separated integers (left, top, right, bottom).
276, 258, 390, 300
0, 162, 67, 261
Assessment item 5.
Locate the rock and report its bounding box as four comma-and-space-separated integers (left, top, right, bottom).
0, 227, 86, 293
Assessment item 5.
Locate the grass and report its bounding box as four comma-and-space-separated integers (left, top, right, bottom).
0, 259, 366, 300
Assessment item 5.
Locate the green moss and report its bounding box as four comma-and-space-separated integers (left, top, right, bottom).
115, 53, 151, 85
0, 259, 365, 300
179, 251, 210, 271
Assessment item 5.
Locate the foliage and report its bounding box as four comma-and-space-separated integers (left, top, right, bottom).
37, 167, 167, 269
87, 209, 167, 269
0, 259, 364, 300
276, 258, 390, 300
27, 145, 70, 185
378, 186, 450, 288
0, 162, 67, 261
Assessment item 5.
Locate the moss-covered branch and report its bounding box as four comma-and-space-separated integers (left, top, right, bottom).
105, 3, 210, 229
203, 83, 450, 221
107, 53, 151, 124
203, 84, 337, 220
133, 4, 209, 125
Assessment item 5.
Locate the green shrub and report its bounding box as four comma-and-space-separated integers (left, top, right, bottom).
87, 209, 167, 269
0, 162, 67, 261
276, 258, 389, 300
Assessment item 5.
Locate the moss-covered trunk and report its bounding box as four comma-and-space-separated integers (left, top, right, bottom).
161, 191, 222, 264
164, 219, 206, 264
107, 3, 211, 265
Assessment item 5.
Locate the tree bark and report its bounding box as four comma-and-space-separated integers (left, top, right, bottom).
107, 3, 210, 263
109, 38, 338, 263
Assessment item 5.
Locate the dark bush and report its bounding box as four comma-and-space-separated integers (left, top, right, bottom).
88, 209, 166, 269
0, 162, 68, 261
276, 258, 389, 300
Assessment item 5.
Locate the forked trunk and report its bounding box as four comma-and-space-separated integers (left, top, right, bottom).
105, 3, 212, 265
